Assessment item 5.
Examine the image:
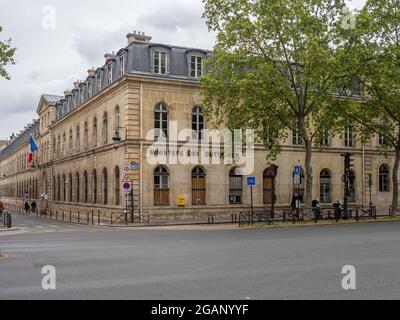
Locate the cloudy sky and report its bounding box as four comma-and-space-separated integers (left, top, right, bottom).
0, 0, 365, 139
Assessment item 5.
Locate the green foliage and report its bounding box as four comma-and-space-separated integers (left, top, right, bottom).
339, 0, 400, 149
201, 0, 352, 160
0, 26, 16, 80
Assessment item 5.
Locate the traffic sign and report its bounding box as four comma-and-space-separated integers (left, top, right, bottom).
247, 176, 256, 186
123, 182, 131, 190
294, 165, 302, 185
130, 161, 139, 170
123, 163, 130, 173
122, 173, 130, 183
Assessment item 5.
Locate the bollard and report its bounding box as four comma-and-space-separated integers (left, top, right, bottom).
62, 210, 65, 221
87, 212, 89, 225
91, 210, 94, 225
70, 210, 72, 222
98, 210, 100, 226
356, 208, 359, 221
78, 212, 80, 224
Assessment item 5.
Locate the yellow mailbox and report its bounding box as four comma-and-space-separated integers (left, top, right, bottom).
177, 195, 186, 207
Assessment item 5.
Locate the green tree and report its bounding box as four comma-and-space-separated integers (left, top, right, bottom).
339, 0, 400, 214
201, 0, 354, 207
0, 25, 16, 80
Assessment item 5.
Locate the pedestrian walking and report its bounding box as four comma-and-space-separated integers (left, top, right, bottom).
31, 200, 37, 213
24, 201, 30, 214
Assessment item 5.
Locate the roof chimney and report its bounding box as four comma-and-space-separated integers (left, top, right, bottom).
104, 52, 114, 62
127, 31, 152, 45
87, 67, 96, 78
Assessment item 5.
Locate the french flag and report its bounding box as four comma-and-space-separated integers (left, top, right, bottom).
28, 134, 39, 163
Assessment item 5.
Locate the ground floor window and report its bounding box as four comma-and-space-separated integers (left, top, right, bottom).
115, 166, 120, 205
229, 167, 243, 204
93, 170, 97, 204
379, 164, 389, 192
320, 169, 331, 203
263, 167, 276, 205
192, 167, 206, 205
154, 166, 170, 205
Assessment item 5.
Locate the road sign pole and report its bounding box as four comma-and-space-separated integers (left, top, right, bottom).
250, 185, 254, 225
131, 186, 134, 223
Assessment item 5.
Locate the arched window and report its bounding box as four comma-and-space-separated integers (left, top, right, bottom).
53, 138, 56, 160
192, 106, 204, 140
93, 169, 97, 204
154, 166, 170, 205
84, 122, 88, 149
83, 171, 88, 203
76, 125, 80, 153
292, 166, 305, 202
103, 112, 108, 145
53, 176, 57, 201
192, 167, 206, 205
229, 167, 243, 204
57, 135, 61, 158
348, 170, 356, 202
154, 103, 168, 139
69, 173, 73, 202
69, 129, 73, 155
57, 175, 61, 201
114, 106, 120, 139
320, 169, 331, 203
103, 168, 108, 205
62, 132, 66, 156
263, 166, 278, 205
379, 164, 389, 192
75, 172, 80, 203
93, 117, 98, 147
62, 175, 66, 201
114, 166, 120, 205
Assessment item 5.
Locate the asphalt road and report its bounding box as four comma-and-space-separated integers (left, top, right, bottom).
1, 213, 400, 300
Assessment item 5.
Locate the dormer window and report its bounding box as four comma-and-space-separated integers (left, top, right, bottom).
88, 81, 93, 97
154, 51, 167, 75
119, 55, 125, 77
80, 87, 85, 103
191, 56, 203, 78
97, 73, 102, 92
107, 64, 113, 84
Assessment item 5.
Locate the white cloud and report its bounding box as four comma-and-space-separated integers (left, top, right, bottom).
0, 0, 365, 139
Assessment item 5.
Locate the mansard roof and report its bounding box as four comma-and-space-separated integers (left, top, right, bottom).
52, 34, 211, 122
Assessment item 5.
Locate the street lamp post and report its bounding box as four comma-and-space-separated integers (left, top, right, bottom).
368, 173, 373, 209
113, 126, 135, 222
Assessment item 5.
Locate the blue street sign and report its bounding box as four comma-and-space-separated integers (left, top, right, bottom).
294, 165, 301, 175
247, 176, 256, 186
130, 161, 139, 170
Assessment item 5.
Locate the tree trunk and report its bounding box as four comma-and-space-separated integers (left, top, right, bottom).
304, 139, 313, 208
391, 148, 400, 216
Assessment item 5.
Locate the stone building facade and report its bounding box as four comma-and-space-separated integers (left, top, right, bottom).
0, 32, 397, 220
